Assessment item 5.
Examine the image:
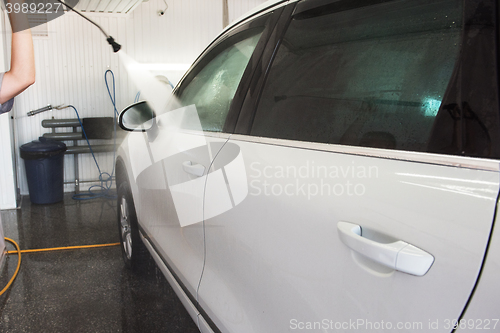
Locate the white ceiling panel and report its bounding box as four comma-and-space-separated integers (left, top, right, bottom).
74, 0, 144, 14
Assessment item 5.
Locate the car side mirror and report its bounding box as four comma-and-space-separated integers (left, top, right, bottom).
119, 101, 156, 132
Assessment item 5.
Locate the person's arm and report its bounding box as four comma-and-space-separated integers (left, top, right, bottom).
0, 0, 35, 104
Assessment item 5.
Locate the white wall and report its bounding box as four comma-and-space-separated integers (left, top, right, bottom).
228, 0, 270, 23
13, 0, 267, 196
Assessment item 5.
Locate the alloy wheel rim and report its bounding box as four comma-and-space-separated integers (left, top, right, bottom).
120, 196, 132, 260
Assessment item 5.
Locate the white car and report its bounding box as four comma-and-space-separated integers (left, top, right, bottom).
115, 0, 500, 332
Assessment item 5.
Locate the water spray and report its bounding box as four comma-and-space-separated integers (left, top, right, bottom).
55, 0, 121, 53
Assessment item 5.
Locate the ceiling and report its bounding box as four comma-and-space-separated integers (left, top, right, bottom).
74, 0, 145, 14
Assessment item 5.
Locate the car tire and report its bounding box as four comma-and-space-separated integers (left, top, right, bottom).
117, 181, 147, 270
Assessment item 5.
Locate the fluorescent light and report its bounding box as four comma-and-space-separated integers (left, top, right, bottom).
423, 98, 441, 117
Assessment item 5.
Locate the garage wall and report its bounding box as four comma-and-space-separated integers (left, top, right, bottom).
14, 0, 267, 196
228, 0, 271, 23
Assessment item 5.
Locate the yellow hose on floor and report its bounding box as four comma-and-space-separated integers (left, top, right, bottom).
6, 242, 120, 254
0, 238, 21, 296
0, 239, 119, 296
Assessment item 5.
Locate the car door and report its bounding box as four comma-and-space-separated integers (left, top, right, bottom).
198, 0, 500, 332
125, 7, 286, 312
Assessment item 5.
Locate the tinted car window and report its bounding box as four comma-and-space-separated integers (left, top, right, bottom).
177, 29, 264, 132
251, 0, 463, 152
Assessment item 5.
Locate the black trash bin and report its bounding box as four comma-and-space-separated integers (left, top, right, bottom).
20, 137, 67, 204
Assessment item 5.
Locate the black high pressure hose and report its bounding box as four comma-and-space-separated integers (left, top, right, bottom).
55, 0, 121, 53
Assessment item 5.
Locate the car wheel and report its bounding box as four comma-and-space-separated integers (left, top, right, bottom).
117, 181, 147, 270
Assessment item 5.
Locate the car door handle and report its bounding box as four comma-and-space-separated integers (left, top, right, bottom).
337, 222, 434, 276
182, 161, 205, 177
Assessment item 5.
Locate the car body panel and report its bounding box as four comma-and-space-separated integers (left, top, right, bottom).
456, 199, 500, 332
116, 0, 500, 331
198, 136, 499, 332
125, 106, 230, 299
141, 233, 201, 326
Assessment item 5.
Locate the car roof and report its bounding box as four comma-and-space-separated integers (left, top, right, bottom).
178, 0, 297, 89
222, 0, 298, 35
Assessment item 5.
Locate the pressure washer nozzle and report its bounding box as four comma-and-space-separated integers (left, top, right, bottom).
107, 36, 121, 53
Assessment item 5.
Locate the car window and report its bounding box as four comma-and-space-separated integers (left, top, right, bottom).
250, 0, 463, 153
177, 28, 264, 132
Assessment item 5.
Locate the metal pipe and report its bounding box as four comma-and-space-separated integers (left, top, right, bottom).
42, 133, 83, 141
73, 126, 79, 194
64, 179, 115, 185
42, 119, 81, 128
65, 144, 116, 154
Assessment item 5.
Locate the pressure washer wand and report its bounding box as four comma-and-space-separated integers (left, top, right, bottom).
27, 105, 52, 117
27, 104, 69, 117
55, 0, 121, 53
